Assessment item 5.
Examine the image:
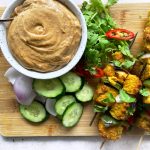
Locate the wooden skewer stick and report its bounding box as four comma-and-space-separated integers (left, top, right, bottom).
0, 18, 14, 22
89, 112, 98, 126
129, 32, 138, 49
100, 139, 107, 150
136, 134, 145, 150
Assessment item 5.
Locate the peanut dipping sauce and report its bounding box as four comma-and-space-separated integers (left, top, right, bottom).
7, 0, 81, 72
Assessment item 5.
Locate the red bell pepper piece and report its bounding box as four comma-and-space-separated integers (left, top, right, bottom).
106, 28, 135, 41
93, 67, 104, 78
74, 64, 104, 79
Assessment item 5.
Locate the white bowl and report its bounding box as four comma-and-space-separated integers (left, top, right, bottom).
0, 0, 87, 79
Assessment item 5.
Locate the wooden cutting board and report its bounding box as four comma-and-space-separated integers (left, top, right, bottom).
0, 3, 149, 137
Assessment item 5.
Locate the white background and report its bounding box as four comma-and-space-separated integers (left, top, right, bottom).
0, 0, 150, 150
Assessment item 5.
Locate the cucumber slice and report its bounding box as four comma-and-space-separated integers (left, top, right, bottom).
33, 79, 65, 98
75, 84, 94, 102
60, 72, 83, 92
55, 95, 76, 118
143, 79, 150, 88
20, 101, 47, 123
62, 103, 83, 127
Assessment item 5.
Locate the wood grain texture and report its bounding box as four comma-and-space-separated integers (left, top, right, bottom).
0, 3, 149, 137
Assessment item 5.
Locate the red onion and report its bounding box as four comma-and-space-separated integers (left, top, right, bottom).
14, 76, 36, 105
141, 54, 150, 59
45, 99, 57, 116
35, 95, 46, 104
115, 95, 122, 103
4, 67, 24, 85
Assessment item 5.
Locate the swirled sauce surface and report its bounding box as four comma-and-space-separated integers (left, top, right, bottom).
7, 0, 81, 72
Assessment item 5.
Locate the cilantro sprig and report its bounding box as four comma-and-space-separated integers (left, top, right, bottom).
102, 93, 115, 103
139, 88, 150, 97
94, 105, 108, 113
81, 0, 135, 73
119, 89, 136, 103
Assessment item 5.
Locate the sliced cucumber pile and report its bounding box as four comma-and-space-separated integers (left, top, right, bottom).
55, 95, 76, 118
19, 71, 93, 128
62, 103, 83, 127
20, 101, 47, 123
60, 72, 83, 92
75, 83, 94, 102
33, 78, 65, 98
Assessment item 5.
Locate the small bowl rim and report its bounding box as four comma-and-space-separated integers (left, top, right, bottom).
0, 0, 87, 79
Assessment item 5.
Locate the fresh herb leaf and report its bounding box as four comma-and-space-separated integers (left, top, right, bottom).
85, 48, 101, 67
140, 88, 150, 97
127, 105, 136, 116
105, 15, 117, 28
102, 98, 111, 103
113, 60, 122, 67
119, 89, 136, 103
102, 93, 115, 103
118, 44, 133, 58
91, 0, 105, 14
108, 93, 115, 101
81, 1, 88, 11
113, 59, 136, 69
101, 115, 120, 127
114, 83, 122, 90
87, 32, 99, 46
106, 0, 119, 8
94, 105, 108, 113
122, 59, 136, 69
97, 37, 111, 49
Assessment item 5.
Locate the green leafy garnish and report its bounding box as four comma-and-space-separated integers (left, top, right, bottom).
122, 59, 136, 69
102, 93, 115, 103
119, 89, 136, 103
106, 0, 119, 8
101, 115, 120, 127
118, 44, 133, 58
113, 60, 122, 67
113, 58, 136, 69
140, 88, 150, 97
81, 0, 135, 72
127, 105, 136, 116
94, 105, 108, 113
114, 83, 122, 90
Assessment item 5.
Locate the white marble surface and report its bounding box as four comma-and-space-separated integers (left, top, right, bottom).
0, 0, 150, 150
